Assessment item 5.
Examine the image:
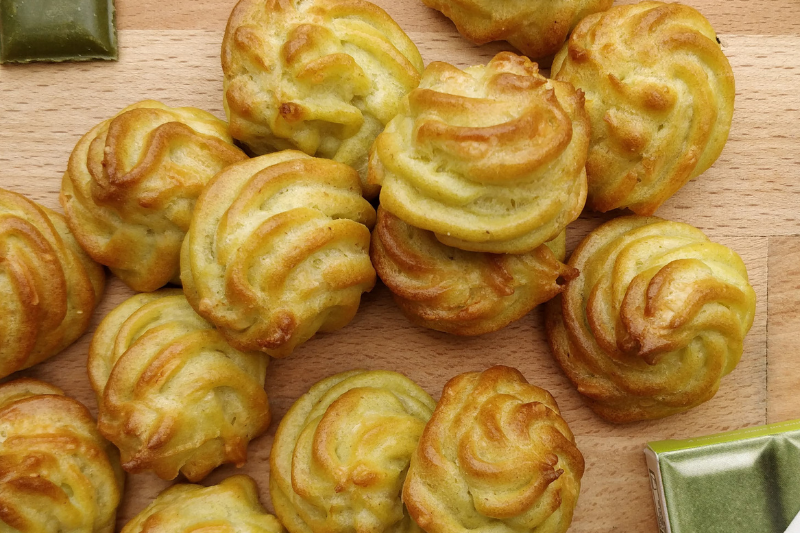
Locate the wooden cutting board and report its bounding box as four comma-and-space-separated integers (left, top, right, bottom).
1, 0, 799, 531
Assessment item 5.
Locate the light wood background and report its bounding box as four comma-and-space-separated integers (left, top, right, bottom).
1, 0, 798, 531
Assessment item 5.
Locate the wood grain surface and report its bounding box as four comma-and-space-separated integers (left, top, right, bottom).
1, 0, 798, 531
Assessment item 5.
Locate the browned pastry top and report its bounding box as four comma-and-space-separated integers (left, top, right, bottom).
404, 366, 585, 533
0, 187, 104, 379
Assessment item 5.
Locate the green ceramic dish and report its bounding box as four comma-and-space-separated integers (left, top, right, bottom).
0, 0, 117, 64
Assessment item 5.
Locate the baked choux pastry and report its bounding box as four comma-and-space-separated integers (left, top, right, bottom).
181, 151, 376, 357
0, 187, 104, 379
404, 366, 584, 533
121, 475, 284, 533
270, 370, 436, 533
370, 52, 589, 254
61, 100, 246, 292
546, 216, 756, 422
552, 2, 735, 214
222, 0, 424, 197
421, 0, 612, 62
88, 289, 270, 481
371, 207, 578, 335
0, 379, 124, 533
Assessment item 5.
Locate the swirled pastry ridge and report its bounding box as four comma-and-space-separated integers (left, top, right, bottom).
404, 366, 584, 533
61, 100, 246, 292
121, 475, 285, 533
222, 0, 424, 196
370, 52, 589, 254
371, 207, 578, 335
0, 379, 124, 533
421, 0, 612, 61
88, 290, 270, 481
0, 187, 105, 379
546, 216, 756, 423
181, 150, 376, 357
552, 2, 735, 214
270, 370, 436, 533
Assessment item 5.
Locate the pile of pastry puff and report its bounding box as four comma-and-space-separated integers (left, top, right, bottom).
0, 0, 754, 532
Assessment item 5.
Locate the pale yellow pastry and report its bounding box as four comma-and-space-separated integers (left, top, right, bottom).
422, 0, 613, 62
222, 0, 424, 197
370, 52, 589, 254
552, 2, 735, 214
121, 475, 285, 533
0, 187, 105, 380
181, 151, 376, 357
61, 100, 247, 292
371, 207, 577, 335
404, 366, 584, 533
88, 289, 270, 481
270, 370, 436, 533
0, 379, 124, 533
546, 216, 756, 423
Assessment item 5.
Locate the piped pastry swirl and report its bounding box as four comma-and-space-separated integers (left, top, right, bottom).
222, 0, 424, 196
270, 370, 436, 533
88, 290, 270, 481
546, 216, 756, 422
552, 2, 735, 214
61, 100, 246, 292
370, 52, 589, 254
403, 366, 584, 533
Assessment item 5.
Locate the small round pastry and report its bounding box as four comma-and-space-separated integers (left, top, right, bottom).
0, 379, 124, 533
551, 2, 735, 215
404, 366, 584, 533
121, 475, 285, 533
88, 289, 270, 481
61, 100, 247, 292
421, 0, 613, 62
270, 370, 436, 533
371, 207, 578, 335
546, 216, 756, 423
0, 187, 105, 380
370, 52, 589, 254
222, 0, 424, 197
181, 151, 377, 357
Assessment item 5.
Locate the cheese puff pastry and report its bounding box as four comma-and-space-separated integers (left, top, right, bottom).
0, 187, 105, 379
404, 366, 585, 533
88, 289, 270, 481
0, 379, 124, 533
421, 0, 612, 62
270, 370, 436, 533
222, 0, 424, 197
552, 2, 735, 214
370, 52, 589, 254
371, 207, 578, 335
61, 100, 247, 292
121, 475, 285, 533
546, 216, 756, 422
181, 151, 376, 357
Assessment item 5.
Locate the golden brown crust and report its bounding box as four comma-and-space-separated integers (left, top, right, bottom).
121, 475, 285, 533
552, 2, 735, 215
0, 378, 124, 533
221, 0, 424, 197
545, 216, 756, 423
370, 52, 589, 254
60, 100, 246, 292
270, 370, 435, 533
0, 188, 105, 380
88, 290, 270, 481
422, 0, 612, 62
181, 151, 376, 357
371, 207, 577, 335
403, 366, 584, 533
